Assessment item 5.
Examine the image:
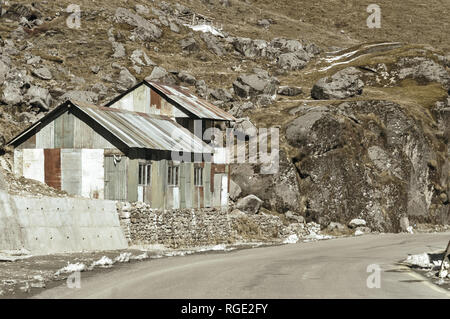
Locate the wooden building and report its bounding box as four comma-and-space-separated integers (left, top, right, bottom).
105, 80, 236, 140
7, 94, 233, 210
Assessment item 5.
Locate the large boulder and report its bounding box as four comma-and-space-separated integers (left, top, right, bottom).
235, 195, 263, 214
277, 52, 308, 70
285, 100, 449, 231
311, 67, 364, 100
25, 85, 52, 111
145, 66, 177, 85
396, 57, 450, 90
233, 72, 279, 99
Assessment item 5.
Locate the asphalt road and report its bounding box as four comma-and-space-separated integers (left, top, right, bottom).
34, 232, 450, 299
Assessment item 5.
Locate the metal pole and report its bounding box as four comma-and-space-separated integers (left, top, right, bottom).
439, 239, 450, 277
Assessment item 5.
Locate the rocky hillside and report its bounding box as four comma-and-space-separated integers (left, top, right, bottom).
0, 0, 448, 232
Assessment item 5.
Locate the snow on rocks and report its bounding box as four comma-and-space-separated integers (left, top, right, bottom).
54, 263, 87, 276
404, 253, 432, 268
348, 218, 367, 228
90, 256, 114, 269
114, 252, 132, 263
283, 234, 299, 244
184, 24, 224, 37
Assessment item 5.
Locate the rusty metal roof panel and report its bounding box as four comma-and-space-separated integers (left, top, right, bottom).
147, 81, 236, 121
71, 101, 212, 153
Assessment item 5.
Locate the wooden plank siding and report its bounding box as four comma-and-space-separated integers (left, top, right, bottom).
127, 159, 138, 202
150, 88, 162, 112
104, 155, 128, 201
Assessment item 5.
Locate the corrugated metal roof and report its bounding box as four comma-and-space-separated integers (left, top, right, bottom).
147, 81, 236, 121
71, 101, 212, 154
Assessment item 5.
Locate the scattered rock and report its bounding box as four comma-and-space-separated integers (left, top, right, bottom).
177, 71, 196, 85
145, 66, 176, 85
60, 91, 99, 104
117, 68, 137, 90
311, 67, 364, 100
201, 33, 226, 56
135, 4, 149, 15
179, 37, 199, 53
130, 49, 155, 66
115, 7, 162, 41
111, 41, 126, 58
277, 86, 302, 96
31, 67, 52, 80
235, 195, 263, 214
277, 52, 308, 70
286, 211, 305, 223
233, 72, 279, 99
228, 101, 254, 117
210, 88, 233, 102
90, 66, 100, 74
25, 85, 52, 111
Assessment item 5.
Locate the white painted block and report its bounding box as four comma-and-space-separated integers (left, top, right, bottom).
13, 149, 23, 176
81, 149, 104, 199
172, 187, 180, 209
22, 149, 45, 183
221, 175, 228, 208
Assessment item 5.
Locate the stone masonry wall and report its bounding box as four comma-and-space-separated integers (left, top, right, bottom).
116, 201, 285, 248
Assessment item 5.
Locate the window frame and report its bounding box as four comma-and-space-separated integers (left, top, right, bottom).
138, 162, 152, 186
167, 164, 180, 187
194, 167, 203, 187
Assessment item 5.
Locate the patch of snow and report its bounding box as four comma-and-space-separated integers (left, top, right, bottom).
439, 269, 448, 278
433, 260, 449, 269
354, 229, 364, 236
130, 252, 149, 261
55, 262, 86, 276
404, 253, 432, 268
115, 252, 132, 263
196, 244, 235, 252
283, 234, 299, 244
184, 24, 224, 37
90, 256, 114, 269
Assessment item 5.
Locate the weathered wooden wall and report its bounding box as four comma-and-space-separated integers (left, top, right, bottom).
109, 84, 188, 118
17, 111, 115, 150
14, 148, 229, 209
14, 148, 105, 200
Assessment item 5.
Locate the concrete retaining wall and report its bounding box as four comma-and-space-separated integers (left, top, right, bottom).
0, 190, 127, 254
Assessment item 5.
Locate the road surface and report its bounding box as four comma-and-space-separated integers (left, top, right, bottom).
35, 232, 450, 298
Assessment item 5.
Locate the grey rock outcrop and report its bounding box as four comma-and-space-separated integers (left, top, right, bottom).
285, 100, 449, 231
233, 72, 279, 99
311, 67, 364, 100
145, 66, 177, 85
